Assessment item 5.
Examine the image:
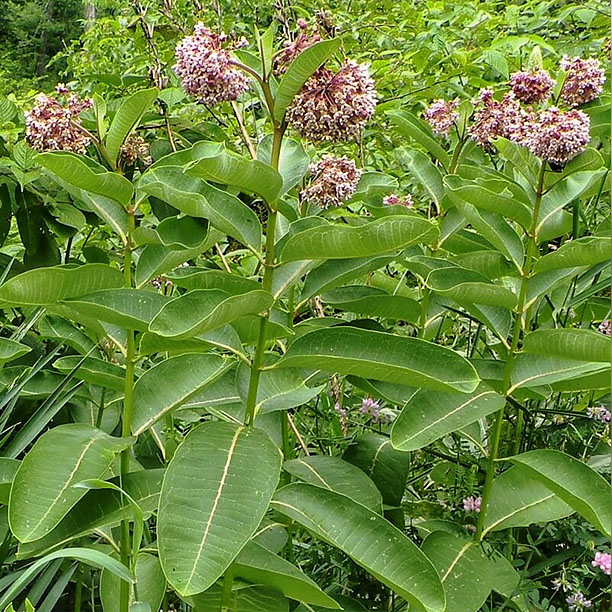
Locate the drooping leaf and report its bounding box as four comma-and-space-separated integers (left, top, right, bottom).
132, 353, 231, 434
158, 421, 282, 596
0, 264, 123, 305
271, 483, 445, 612
509, 449, 612, 537
0, 338, 31, 365
275, 327, 479, 393
283, 456, 383, 513
391, 385, 505, 452
9, 424, 132, 542
534, 236, 611, 273
53, 356, 126, 392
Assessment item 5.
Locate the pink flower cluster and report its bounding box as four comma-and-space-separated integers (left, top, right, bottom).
560, 56, 606, 107
463, 496, 482, 512
521, 107, 590, 165
598, 319, 611, 336
469, 89, 525, 149
592, 551, 611, 575
174, 23, 250, 105
25, 85, 93, 154
424, 98, 460, 135
301, 155, 362, 208
287, 60, 377, 142
275, 19, 322, 74
509, 69, 555, 104
587, 405, 611, 423
383, 193, 413, 208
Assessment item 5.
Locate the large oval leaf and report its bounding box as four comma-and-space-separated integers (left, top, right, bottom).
509, 449, 611, 537
534, 236, 611, 273
482, 467, 573, 536
522, 328, 611, 363
391, 385, 505, 452
271, 483, 445, 612
149, 289, 274, 338
0, 264, 123, 305
132, 353, 231, 434
9, 424, 132, 542
158, 421, 282, 596
275, 327, 479, 393
280, 216, 438, 262
283, 456, 383, 513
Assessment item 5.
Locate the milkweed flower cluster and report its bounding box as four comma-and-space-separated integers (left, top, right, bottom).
423, 98, 460, 135
174, 23, 250, 105
592, 552, 611, 575
25, 85, 93, 154
383, 193, 413, 208
120, 134, 153, 166
275, 19, 322, 73
560, 56, 606, 107
301, 155, 362, 208
463, 496, 482, 512
509, 68, 555, 104
469, 89, 525, 149
286, 60, 377, 142
566, 592, 592, 610
586, 405, 611, 423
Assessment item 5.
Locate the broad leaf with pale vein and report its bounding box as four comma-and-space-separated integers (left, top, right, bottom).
158, 422, 282, 596
509, 449, 611, 536
275, 327, 479, 393
482, 467, 573, 535
9, 424, 132, 542
391, 384, 505, 451
271, 483, 445, 612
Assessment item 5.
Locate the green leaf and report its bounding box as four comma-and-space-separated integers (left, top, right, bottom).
168, 269, 261, 294
534, 236, 611, 272
137, 166, 262, 249
0, 264, 123, 305
271, 483, 445, 612
105, 88, 158, 163
234, 541, 340, 608
132, 353, 231, 435
275, 327, 479, 393
321, 286, 421, 322
421, 531, 518, 612
280, 216, 439, 262
53, 356, 126, 391
0, 458, 19, 504
187, 148, 283, 204
189, 583, 289, 612
426, 267, 518, 309
399, 148, 445, 209
274, 38, 342, 122
391, 385, 505, 452
0, 547, 132, 610
149, 289, 274, 338
0, 338, 30, 365
158, 421, 282, 596
482, 467, 573, 535
9, 424, 132, 542
343, 432, 411, 507
101, 553, 165, 612
258, 136, 309, 196
283, 456, 382, 513
522, 329, 611, 363
509, 449, 611, 537
64, 289, 169, 331
17, 470, 163, 558
388, 111, 451, 168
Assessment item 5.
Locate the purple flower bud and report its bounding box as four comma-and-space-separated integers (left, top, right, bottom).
560, 56, 606, 107
301, 155, 362, 208
423, 98, 460, 135
383, 193, 413, 208
174, 23, 250, 106
286, 60, 377, 142
509, 69, 555, 104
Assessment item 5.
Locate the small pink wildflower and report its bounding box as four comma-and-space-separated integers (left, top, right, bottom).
592, 552, 611, 575
423, 98, 460, 136
383, 193, 413, 208
463, 496, 482, 513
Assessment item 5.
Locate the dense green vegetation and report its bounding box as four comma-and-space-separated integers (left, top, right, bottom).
0, 1, 610, 611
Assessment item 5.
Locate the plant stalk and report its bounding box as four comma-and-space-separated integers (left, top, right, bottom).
220, 566, 234, 612
475, 159, 547, 541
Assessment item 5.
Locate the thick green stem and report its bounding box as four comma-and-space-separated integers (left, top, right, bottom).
475, 159, 547, 541
120, 210, 136, 612
220, 566, 234, 612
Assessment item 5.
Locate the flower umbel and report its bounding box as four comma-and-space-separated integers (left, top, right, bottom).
120, 134, 153, 166
463, 496, 482, 512
522, 107, 590, 165
424, 98, 460, 135
469, 89, 525, 148
509, 69, 555, 104
592, 552, 611, 575
25, 87, 93, 154
301, 155, 362, 208
275, 19, 322, 74
560, 56, 606, 107
174, 23, 250, 105
287, 60, 377, 141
